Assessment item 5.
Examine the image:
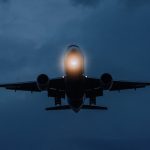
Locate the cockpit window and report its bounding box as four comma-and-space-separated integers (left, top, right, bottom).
67, 45, 80, 49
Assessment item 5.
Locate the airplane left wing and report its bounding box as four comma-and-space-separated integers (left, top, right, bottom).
110, 81, 150, 91
84, 77, 150, 96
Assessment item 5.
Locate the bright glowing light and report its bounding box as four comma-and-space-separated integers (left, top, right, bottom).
66, 56, 81, 71
70, 59, 78, 68
64, 48, 84, 76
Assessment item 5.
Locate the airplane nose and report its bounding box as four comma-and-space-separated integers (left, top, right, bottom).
64, 47, 84, 77
67, 45, 80, 50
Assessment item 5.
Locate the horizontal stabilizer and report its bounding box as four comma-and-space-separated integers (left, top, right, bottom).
45, 105, 108, 111
45, 105, 71, 111
82, 105, 108, 110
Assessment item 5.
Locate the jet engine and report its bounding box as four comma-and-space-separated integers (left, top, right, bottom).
37, 74, 49, 90
101, 73, 113, 90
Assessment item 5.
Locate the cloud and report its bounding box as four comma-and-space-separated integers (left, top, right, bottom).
0, 0, 9, 3
71, 0, 150, 8
71, 0, 101, 7
118, 0, 150, 8
122, 0, 150, 7
0, 1, 150, 150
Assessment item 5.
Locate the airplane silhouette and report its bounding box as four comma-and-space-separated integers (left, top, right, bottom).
0, 45, 150, 112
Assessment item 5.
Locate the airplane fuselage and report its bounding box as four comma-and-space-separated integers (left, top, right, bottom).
65, 75, 85, 112
64, 45, 85, 112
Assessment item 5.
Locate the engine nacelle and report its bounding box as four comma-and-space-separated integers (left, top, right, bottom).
100, 73, 113, 90
37, 74, 49, 90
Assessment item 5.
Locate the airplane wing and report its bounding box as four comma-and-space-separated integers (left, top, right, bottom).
0, 78, 65, 92
84, 77, 150, 98
110, 81, 150, 91
0, 81, 40, 91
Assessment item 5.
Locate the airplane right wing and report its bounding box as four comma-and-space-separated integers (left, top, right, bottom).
0, 81, 40, 92
0, 77, 65, 98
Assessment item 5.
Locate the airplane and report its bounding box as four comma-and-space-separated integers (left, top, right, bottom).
0, 45, 150, 112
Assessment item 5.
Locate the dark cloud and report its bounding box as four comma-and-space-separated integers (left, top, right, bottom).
0, 0, 150, 150
123, 0, 150, 7
71, 0, 101, 7
0, 0, 9, 3
71, 0, 150, 8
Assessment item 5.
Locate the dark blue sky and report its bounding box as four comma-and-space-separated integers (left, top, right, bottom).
0, 0, 150, 149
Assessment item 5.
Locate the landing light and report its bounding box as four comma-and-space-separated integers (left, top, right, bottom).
70, 58, 79, 68
66, 55, 81, 70
64, 51, 84, 75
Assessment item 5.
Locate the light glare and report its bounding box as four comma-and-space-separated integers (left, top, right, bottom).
71, 59, 78, 67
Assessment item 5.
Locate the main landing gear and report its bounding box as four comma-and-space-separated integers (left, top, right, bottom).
89, 97, 96, 106
55, 97, 61, 106
88, 97, 107, 110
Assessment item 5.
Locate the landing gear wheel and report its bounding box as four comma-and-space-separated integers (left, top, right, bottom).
89, 97, 96, 106
55, 97, 61, 106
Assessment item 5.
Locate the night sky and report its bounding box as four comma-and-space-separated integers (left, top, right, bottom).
0, 0, 150, 149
